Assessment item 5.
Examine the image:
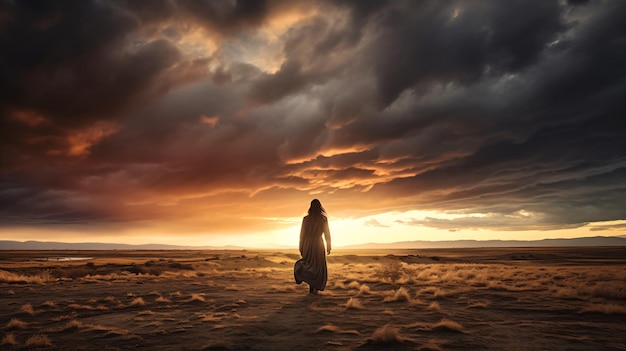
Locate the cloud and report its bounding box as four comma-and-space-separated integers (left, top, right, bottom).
364, 218, 389, 228
1, 0, 625, 237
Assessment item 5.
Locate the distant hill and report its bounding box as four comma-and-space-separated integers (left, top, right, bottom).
1, 236, 625, 250
341, 236, 626, 249
0, 240, 247, 251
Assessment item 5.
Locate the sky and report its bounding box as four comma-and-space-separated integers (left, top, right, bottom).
1, 0, 626, 248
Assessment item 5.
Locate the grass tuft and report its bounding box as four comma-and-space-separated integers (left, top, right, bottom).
428, 301, 441, 311
7, 318, 28, 329
2, 333, 17, 346
367, 324, 404, 344
20, 303, 35, 315
383, 287, 413, 303
188, 293, 207, 302
431, 318, 464, 332
25, 334, 52, 347
129, 297, 146, 306
345, 297, 365, 310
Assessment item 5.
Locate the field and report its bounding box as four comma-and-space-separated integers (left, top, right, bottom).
1, 247, 625, 350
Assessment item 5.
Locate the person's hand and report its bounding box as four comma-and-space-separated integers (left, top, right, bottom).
327, 248, 331, 255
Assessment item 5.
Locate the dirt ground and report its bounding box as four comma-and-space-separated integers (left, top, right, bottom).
1, 247, 625, 350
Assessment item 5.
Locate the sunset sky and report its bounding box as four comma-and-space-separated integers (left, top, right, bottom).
1, 0, 625, 248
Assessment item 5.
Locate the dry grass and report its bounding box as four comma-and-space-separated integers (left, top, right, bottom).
155, 296, 171, 303
225, 284, 243, 291
315, 324, 359, 335
1, 248, 624, 351
367, 324, 404, 344
344, 297, 365, 310
63, 319, 129, 335
383, 287, 414, 303
431, 318, 464, 332
1, 333, 17, 346
188, 293, 207, 303
0, 269, 54, 284
428, 301, 441, 311
418, 340, 444, 351
356, 284, 372, 296
7, 318, 27, 329
129, 297, 146, 306
42, 300, 57, 308
68, 303, 108, 311
376, 261, 405, 282
467, 300, 490, 309
20, 303, 35, 315
25, 334, 52, 347
315, 324, 341, 333
137, 310, 156, 315
104, 296, 121, 304
588, 281, 626, 299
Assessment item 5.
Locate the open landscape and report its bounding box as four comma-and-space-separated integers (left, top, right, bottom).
1, 247, 625, 350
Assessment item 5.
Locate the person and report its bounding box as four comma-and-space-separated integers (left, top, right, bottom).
294, 199, 331, 294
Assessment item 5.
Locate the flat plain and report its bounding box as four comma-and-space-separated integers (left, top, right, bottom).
1, 247, 625, 350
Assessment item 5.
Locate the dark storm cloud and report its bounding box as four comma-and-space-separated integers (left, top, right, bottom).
370, 0, 564, 107
1, 0, 625, 234
249, 59, 308, 104
178, 0, 269, 33
0, 0, 277, 225
1, 1, 157, 125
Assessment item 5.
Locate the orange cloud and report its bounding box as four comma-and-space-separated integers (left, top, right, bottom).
67, 121, 120, 157
10, 110, 49, 127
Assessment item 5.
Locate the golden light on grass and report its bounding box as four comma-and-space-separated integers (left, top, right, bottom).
68, 303, 108, 311
1, 333, 17, 346
382, 287, 413, 303
315, 324, 360, 335
225, 284, 243, 291
20, 303, 35, 315
25, 334, 52, 347
0, 247, 624, 350
188, 293, 206, 303
356, 284, 372, 296
42, 300, 56, 308
367, 324, 404, 344
137, 310, 156, 316
431, 318, 464, 332
344, 297, 365, 310
129, 297, 146, 307
155, 296, 171, 303
428, 301, 441, 311
7, 318, 27, 329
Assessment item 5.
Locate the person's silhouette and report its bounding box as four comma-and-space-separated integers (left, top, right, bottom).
294, 199, 331, 294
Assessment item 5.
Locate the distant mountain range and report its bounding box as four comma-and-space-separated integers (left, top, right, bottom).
0, 240, 245, 251
1, 235, 625, 250
341, 235, 626, 249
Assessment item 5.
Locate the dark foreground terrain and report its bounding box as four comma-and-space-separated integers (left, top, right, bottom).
1, 247, 625, 350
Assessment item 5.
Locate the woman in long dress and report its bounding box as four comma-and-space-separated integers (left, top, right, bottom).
294, 199, 331, 294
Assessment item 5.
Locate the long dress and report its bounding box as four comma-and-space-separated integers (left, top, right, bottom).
294, 214, 331, 291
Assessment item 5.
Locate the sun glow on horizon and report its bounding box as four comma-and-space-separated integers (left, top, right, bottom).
3, 214, 625, 249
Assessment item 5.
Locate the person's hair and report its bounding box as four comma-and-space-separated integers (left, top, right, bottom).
308, 199, 326, 217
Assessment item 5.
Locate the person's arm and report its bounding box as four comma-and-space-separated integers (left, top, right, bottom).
323, 217, 331, 255
299, 217, 305, 255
